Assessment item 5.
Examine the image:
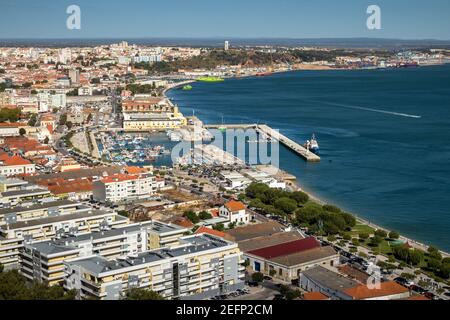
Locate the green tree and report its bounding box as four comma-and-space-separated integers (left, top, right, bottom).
359, 233, 370, 241
290, 191, 309, 205
274, 197, 297, 214
400, 273, 415, 281
43, 136, 50, 145
439, 263, 450, 279
388, 231, 400, 240
0, 270, 76, 300
428, 247, 442, 261
374, 229, 388, 238
59, 113, 67, 126
183, 211, 200, 224
427, 258, 441, 271
327, 235, 337, 242
123, 288, 164, 300
323, 205, 341, 213
251, 272, 264, 283
343, 234, 352, 241
408, 250, 424, 266
28, 114, 38, 126
19, 128, 26, 136
0, 107, 21, 122
369, 236, 383, 247
198, 211, 212, 220
66, 121, 73, 130
213, 223, 225, 232
285, 289, 302, 300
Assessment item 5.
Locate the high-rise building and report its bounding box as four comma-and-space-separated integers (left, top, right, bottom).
224, 41, 230, 51
58, 48, 72, 64
69, 69, 80, 85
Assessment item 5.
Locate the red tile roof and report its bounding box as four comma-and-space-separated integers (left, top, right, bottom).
0, 122, 28, 128
303, 292, 329, 301
0, 154, 32, 166
247, 237, 321, 260
224, 200, 246, 212
47, 179, 93, 195
343, 281, 410, 300
195, 226, 226, 238
101, 173, 139, 184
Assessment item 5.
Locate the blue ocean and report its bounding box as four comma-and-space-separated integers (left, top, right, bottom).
167, 65, 450, 251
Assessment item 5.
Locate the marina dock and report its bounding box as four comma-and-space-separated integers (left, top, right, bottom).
205, 124, 321, 162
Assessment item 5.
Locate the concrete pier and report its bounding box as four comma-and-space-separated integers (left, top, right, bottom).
204, 124, 321, 162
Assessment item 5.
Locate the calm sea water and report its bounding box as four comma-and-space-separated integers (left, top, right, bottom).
168, 65, 450, 251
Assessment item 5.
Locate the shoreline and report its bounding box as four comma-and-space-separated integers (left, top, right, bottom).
289, 178, 449, 257
164, 74, 450, 258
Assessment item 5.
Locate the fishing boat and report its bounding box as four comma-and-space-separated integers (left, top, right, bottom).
305, 134, 320, 155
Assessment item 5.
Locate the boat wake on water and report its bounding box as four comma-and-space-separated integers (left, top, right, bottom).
305, 100, 422, 119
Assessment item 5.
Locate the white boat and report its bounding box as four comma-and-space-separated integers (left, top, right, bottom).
305, 134, 320, 155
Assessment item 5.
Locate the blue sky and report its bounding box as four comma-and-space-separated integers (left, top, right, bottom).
0, 0, 449, 39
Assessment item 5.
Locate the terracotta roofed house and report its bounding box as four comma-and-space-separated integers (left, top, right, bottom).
0, 153, 35, 177
219, 200, 250, 226
303, 292, 330, 301
195, 226, 226, 238
341, 281, 410, 300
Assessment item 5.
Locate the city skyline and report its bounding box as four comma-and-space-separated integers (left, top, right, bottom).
0, 0, 450, 40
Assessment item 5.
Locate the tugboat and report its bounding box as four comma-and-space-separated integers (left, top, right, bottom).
305, 134, 320, 155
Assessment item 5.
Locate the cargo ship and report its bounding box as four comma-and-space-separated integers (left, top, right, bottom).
197, 76, 225, 83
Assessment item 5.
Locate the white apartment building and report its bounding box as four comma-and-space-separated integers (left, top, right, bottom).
20, 220, 187, 286
0, 209, 128, 267
0, 199, 84, 226
92, 173, 156, 204
64, 234, 245, 300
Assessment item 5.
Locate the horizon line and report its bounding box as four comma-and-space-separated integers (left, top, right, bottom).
1, 36, 450, 41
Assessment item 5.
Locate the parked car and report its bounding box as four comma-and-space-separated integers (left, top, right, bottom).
410, 285, 428, 294
424, 292, 436, 300
395, 277, 414, 287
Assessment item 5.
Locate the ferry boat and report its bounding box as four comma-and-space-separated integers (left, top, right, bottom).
197, 76, 225, 83
305, 134, 320, 155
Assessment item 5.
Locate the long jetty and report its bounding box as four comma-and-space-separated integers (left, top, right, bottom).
205, 124, 321, 162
